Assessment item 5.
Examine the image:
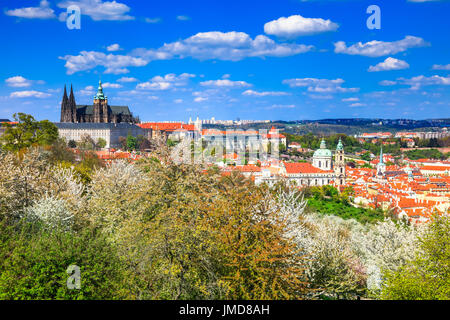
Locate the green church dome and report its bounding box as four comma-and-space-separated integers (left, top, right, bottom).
313, 139, 332, 158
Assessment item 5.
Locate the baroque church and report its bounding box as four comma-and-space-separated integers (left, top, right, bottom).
272, 138, 346, 187
60, 81, 139, 124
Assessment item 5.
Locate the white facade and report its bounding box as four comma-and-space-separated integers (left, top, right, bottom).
56, 123, 149, 148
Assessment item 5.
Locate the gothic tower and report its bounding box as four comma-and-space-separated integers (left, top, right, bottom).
93, 80, 109, 123
68, 84, 77, 122
60, 85, 69, 122
334, 138, 346, 186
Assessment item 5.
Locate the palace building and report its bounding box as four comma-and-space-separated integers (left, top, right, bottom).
60, 81, 139, 124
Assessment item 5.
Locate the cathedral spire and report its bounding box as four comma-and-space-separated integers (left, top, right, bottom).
63, 84, 68, 101
69, 84, 77, 122
60, 85, 69, 122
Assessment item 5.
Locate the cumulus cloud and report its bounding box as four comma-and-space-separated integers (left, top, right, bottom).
200, 79, 252, 88
5, 76, 33, 87
398, 75, 450, 90
101, 82, 122, 88
136, 73, 195, 90
106, 44, 122, 52
176, 15, 190, 21
334, 36, 428, 57
349, 103, 366, 107
194, 97, 208, 102
242, 89, 290, 96
379, 80, 397, 86
342, 97, 359, 102
79, 85, 95, 95
59, 51, 147, 75
132, 31, 313, 62
117, 77, 138, 82
368, 57, 410, 72
5, 0, 56, 19
283, 78, 358, 93
432, 64, 450, 70
10, 90, 51, 98
266, 104, 295, 110
145, 17, 161, 23
57, 0, 134, 21
61, 31, 313, 74
264, 14, 339, 38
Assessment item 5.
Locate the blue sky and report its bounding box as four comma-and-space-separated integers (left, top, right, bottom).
1, 0, 449, 122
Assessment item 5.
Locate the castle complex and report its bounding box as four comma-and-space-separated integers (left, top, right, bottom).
60, 81, 138, 124
56, 81, 146, 148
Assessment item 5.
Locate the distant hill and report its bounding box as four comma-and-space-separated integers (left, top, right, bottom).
203, 118, 450, 136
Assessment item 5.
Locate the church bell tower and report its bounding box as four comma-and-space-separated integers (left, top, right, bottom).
334, 138, 346, 186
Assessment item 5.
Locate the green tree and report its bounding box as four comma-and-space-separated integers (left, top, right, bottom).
126, 134, 138, 151
380, 215, 450, 300
1, 113, 58, 152
97, 138, 107, 149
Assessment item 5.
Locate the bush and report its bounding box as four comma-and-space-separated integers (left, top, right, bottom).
0, 221, 130, 300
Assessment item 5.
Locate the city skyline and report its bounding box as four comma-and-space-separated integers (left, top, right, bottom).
1, 0, 449, 122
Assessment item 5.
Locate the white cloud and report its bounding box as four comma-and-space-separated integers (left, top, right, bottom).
266, 104, 295, 110
106, 43, 122, 52
368, 57, 410, 72
5, 76, 32, 87
102, 82, 122, 88
136, 73, 195, 90
349, 103, 366, 107
200, 79, 252, 88
57, 0, 134, 21
194, 97, 208, 102
242, 89, 289, 96
5, 0, 56, 19
264, 14, 338, 38
334, 36, 428, 57
132, 31, 313, 62
176, 15, 190, 21
10, 90, 51, 98
59, 51, 148, 75
398, 75, 450, 90
61, 31, 313, 74
379, 80, 397, 86
342, 97, 359, 102
79, 85, 95, 95
145, 17, 161, 23
283, 78, 358, 93
174, 99, 183, 104
308, 94, 333, 100
117, 77, 138, 82
432, 64, 450, 70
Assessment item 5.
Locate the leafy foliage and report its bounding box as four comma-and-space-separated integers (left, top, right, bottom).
0, 113, 58, 152
380, 215, 450, 300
